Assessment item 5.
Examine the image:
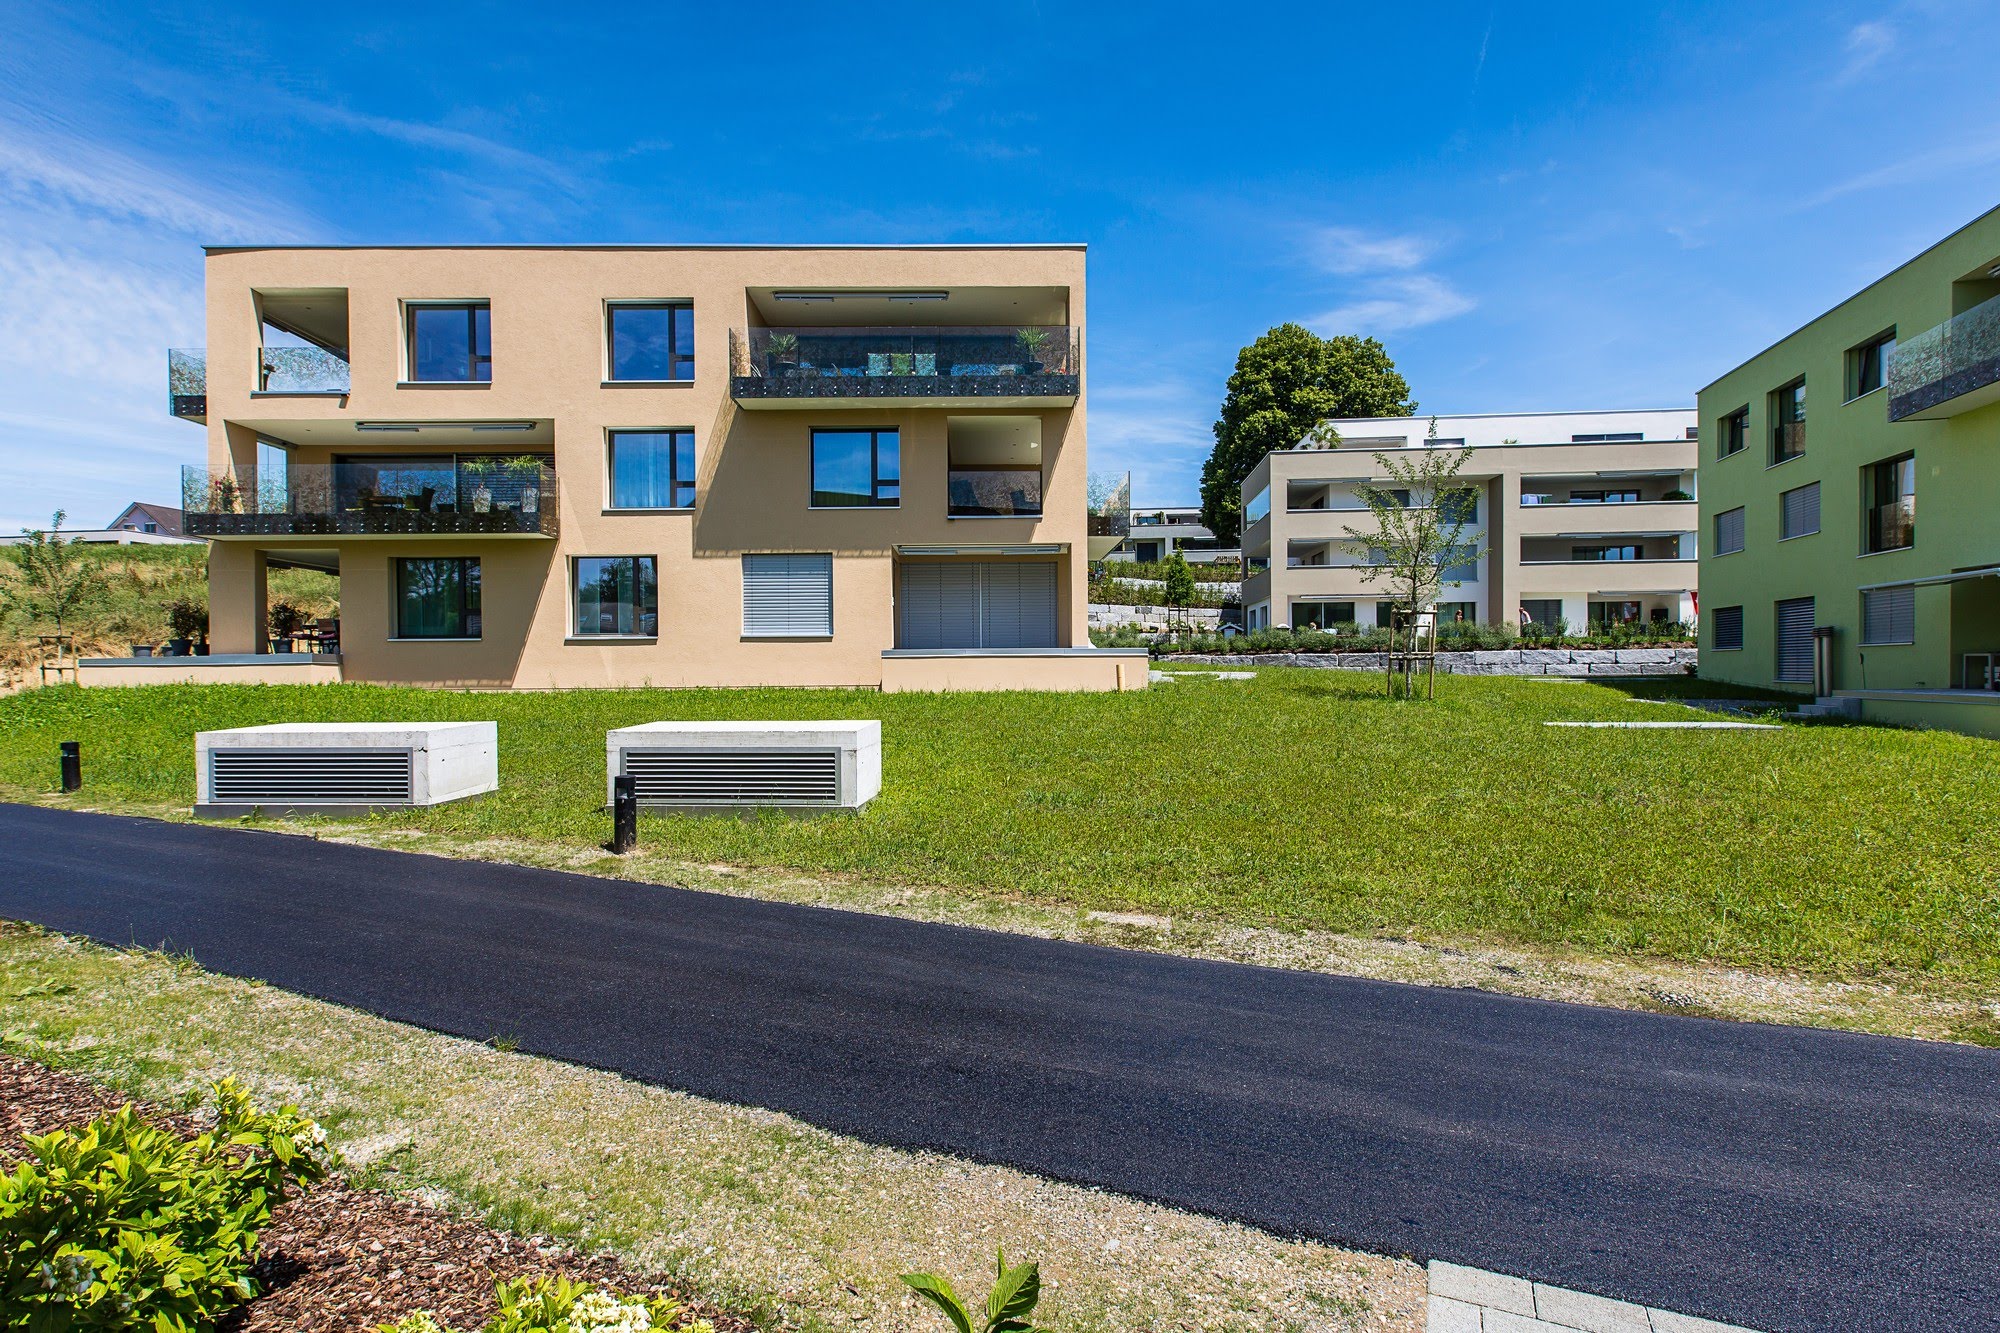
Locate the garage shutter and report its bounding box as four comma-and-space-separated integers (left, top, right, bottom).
1774, 596, 1815, 681
1780, 483, 1820, 539
1861, 586, 1915, 645
898, 561, 1058, 649
743, 553, 833, 637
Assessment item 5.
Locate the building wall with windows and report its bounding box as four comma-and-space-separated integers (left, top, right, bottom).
1109, 505, 1240, 564
1237, 410, 1698, 631
1696, 204, 2000, 734
174, 244, 1141, 691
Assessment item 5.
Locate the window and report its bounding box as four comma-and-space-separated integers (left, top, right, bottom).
1774, 597, 1815, 682
1244, 485, 1272, 525
1571, 432, 1643, 442
1863, 452, 1915, 553
395, 558, 480, 638
1770, 379, 1805, 463
1374, 600, 1399, 626
1847, 330, 1896, 401
256, 440, 290, 512
1715, 506, 1746, 555
1719, 407, 1749, 458
1573, 544, 1643, 561
1590, 600, 1643, 625
1521, 599, 1563, 627
1780, 482, 1820, 540
1290, 601, 1355, 629
1685, 426, 1700, 440
1441, 546, 1479, 582
811, 429, 900, 508
608, 430, 697, 509
1861, 586, 1915, 646
607, 302, 694, 381
1438, 489, 1479, 523
1437, 601, 1478, 623
1429, 437, 1467, 447
572, 557, 658, 637
743, 553, 832, 637
1712, 605, 1744, 650
407, 303, 491, 382
1570, 489, 1640, 504
143, 522, 158, 533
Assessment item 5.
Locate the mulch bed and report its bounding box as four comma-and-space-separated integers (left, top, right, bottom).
0, 1053, 758, 1331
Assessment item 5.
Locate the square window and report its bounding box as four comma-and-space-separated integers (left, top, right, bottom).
608, 303, 695, 381
811, 429, 900, 507
572, 556, 659, 637
395, 557, 480, 638
1861, 586, 1915, 646
743, 553, 833, 637
608, 430, 697, 509
1712, 605, 1744, 651
407, 304, 491, 382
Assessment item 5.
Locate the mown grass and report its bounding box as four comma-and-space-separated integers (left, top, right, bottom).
0, 671, 1996, 981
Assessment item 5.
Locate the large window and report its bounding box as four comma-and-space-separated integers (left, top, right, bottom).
1438, 489, 1479, 523
1861, 586, 1915, 646
1770, 379, 1805, 463
1863, 452, 1915, 553
1570, 488, 1640, 504
608, 430, 697, 509
395, 558, 480, 638
1715, 506, 1746, 555
1847, 330, 1896, 401
1520, 599, 1563, 627
1589, 600, 1643, 625
811, 429, 900, 508
572, 556, 659, 637
607, 302, 694, 381
1572, 544, 1643, 561
1290, 601, 1355, 629
1437, 601, 1478, 623
1779, 481, 1820, 540
743, 553, 833, 637
407, 303, 491, 382
1718, 407, 1749, 458
1441, 545, 1480, 582
1712, 605, 1744, 651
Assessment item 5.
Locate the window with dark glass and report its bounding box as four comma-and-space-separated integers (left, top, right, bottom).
1441, 545, 1480, 581
811, 429, 900, 507
1437, 489, 1479, 523
395, 558, 480, 638
1848, 330, 1896, 401
1520, 599, 1563, 627
1570, 489, 1641, 504
608, 430, 697, 509
1571, 432, 1644, 442
607, 303, 695, 381
1863, 452, 1915, 553
1290, 601, 1355, 629
572, 556, 659, 637
407, 303, 491, 382
1719, 407, 1749, 458
1573, 544, 1643, 561
1771, 379, 1805, 462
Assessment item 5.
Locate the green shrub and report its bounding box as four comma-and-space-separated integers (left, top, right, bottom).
1098, 619, 1697, 656
901, 1249, 1046, 1333
380, 1275, 715, 1333
1, 1077, 333, 1330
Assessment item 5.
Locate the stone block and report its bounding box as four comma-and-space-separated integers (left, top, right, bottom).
1520, 648, 1572, 665
1532, 1282, 1652, 1333
1429, 1261, 1536, 1317
1583, 662, 1655, 676
1613, 648, 1675, 665
1427, 1294, 1484, 1333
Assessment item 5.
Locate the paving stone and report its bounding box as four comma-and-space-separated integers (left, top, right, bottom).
1532, 1282, 1651, 1333
1484, 1312, 1563, 1333
1613, 648, 1676, 664
1426, 1293, 1484, 1333
1648, 1309, 1762, 1333
1430, 1261, 1536, 1317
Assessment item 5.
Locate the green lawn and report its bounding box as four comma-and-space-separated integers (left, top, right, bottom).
1, 671, 1996, 982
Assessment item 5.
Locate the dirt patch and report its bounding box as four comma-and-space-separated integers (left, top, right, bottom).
0, 1053, 751, 1332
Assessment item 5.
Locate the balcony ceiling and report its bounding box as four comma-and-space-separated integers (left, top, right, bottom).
239, 418, 555, 448
947, 415, 1041, 465
746, 285, 1069, 327
257, 288, 350, 356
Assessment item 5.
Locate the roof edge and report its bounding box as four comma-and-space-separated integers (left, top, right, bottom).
204, 242, 1088, 255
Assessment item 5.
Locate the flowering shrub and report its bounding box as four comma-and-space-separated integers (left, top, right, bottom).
382, 1275, 716, 1333
0, 1076, 334, 1331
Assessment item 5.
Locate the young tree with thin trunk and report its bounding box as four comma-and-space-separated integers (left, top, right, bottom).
8, 510, 106, 645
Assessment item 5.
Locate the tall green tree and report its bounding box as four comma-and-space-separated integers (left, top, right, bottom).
1199, 324, 1415, 545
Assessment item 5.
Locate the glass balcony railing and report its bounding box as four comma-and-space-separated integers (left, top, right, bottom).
731, 326, 1078, 400
948, 468, 1043, 517
182, 460, 558, 537
168, 348, 206, 419
1888, 293, 2000, 420
259, 344, 350, 393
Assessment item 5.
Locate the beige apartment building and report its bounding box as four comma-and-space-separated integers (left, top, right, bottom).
158, 243, 1145, 693
1240, 410, 1699, 631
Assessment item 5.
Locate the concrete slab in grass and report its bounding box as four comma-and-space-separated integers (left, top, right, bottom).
1544, 720, 1780, 730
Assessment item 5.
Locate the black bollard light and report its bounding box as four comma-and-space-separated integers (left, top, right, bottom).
59, 741, 81, 793
612, 773, 638, 854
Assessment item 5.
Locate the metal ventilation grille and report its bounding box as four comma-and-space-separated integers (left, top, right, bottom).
209, 748, 413, 804
623, 748, 840, 806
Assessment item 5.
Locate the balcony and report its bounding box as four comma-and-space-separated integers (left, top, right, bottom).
949, 468, 1042, 518
1087, 470, 1131, 560
731, 327, 1078, 408
1889, 293, 2000, 420
182, 460, 558, 538
259, 344, 350, 394
169, 349, 206, 421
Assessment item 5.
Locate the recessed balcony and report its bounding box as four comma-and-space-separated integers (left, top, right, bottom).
1889, 293, 2000, 420
182, 459, 557, 538
731, 327, 1079, 408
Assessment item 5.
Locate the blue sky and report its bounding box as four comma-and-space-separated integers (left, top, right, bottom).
2, 0, 1997, 531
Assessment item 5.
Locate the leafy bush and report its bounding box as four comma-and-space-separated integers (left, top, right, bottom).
1103, 556, 1242, 582
1, 1077, 333, 1330
381, 1275, 715, 1333
901, 1249, 1045, 1333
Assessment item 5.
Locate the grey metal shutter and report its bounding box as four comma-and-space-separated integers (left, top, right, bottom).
981, 562, 1058, 648
1774, 597, 1815, 681
622, 748, 840, 806
1716, 507, 1745, 555
1712, 605, 1744, 651
210, 748, 413, 804
1780, 484, 1820, 539
1861, 586, 1915, 645
742, 553, 832, 637
898, 562, 980, 650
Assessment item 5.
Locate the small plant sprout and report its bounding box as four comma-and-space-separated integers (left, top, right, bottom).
901, 1248, 1046, 1333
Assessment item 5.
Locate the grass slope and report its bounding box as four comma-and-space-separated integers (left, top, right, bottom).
0, 672, 1995, 980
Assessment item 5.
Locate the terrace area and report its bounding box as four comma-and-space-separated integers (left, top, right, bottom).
1889, 289, 2000, 421
731, 326, 1079, 407
181, 457, 558, 538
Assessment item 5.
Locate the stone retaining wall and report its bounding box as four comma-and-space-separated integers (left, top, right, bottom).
1156, 647, 1699, 677
1089, 603, 1225, 628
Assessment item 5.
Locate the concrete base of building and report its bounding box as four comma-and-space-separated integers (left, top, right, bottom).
79, 654, 344, 687
1833, 688, 2000, 738
880, 648, 1150, 692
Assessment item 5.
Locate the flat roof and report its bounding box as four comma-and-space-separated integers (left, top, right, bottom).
205, 242, 1087, 255
1322, 407, 1692, 423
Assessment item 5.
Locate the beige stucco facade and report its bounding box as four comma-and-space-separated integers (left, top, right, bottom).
170, 244, 1141, 691
1239, 410, 1699, 631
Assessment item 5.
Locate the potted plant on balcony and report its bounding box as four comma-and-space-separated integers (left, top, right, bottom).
461, 457, 496, 513
505, 454, 545, 518
1662, 488, 1693, 501
1014, 327, 1051, 375
267, 600, 304, 654
766, 332, 798, 378
166, 598, 204, 657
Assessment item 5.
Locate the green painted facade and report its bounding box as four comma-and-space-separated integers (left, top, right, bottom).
1696, 204, 2000, 738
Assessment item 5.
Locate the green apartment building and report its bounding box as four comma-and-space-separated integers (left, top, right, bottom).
1697, 204, 2000, 738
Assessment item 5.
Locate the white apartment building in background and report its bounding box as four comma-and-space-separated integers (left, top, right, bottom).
1107, 504, 1240, 564
1240, 409, 1700, 631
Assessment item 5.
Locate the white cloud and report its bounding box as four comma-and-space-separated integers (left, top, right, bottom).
1309, 226, 1431, 275
1807, 127, 2000, 205
1087, 380, 1217, 506
1838, 20, 1897, 81
1310, 274, 1477, 335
